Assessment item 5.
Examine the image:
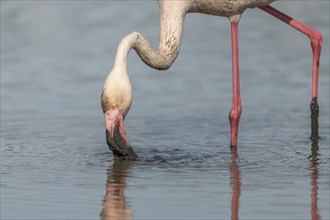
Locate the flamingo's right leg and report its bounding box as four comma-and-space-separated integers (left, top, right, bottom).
259, 6, 322, 141
229, 21, 242, 149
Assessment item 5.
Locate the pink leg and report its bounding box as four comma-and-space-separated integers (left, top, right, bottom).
229, 22, 242, 148
259, 6, 322, 140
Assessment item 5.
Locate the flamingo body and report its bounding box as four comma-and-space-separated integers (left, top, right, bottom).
101, 0, 322, 160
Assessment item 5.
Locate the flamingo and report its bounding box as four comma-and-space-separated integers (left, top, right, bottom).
101, 0, 322, 160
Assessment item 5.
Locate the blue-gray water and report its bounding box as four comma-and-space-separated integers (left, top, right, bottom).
1, 1, 329, 219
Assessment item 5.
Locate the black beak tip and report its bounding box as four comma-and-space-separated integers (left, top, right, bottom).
114, 147, 138, 161
106, 130, 138, 161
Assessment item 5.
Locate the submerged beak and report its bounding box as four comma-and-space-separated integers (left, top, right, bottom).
105, 107, 137, 160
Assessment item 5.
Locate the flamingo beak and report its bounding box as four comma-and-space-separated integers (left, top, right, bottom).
105, 107, 138, 160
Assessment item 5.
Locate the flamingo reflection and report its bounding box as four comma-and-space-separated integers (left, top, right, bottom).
230, 147, 241, 220
101, 161, 133, 220
309, 138, 320, 220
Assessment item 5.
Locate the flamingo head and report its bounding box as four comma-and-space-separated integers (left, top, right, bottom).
101, 67, 137, 160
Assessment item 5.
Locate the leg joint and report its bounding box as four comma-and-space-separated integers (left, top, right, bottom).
229, 105, 242, 121
310, 30, 322, 49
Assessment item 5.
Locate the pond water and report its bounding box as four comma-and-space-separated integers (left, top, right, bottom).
1, 1, 329, 219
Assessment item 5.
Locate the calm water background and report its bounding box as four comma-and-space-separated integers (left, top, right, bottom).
1, 1, 329, 219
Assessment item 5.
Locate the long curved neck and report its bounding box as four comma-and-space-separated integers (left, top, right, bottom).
113, 2, 188, 70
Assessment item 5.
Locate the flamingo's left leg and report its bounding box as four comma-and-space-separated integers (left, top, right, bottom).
229, 21, 242, 149
259, 6, 322, 141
